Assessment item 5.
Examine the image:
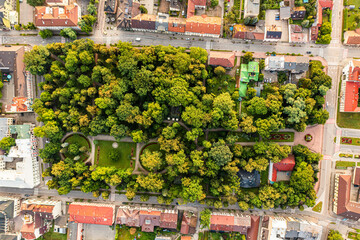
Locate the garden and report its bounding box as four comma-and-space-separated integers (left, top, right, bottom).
198, 231, 245, 240
341, 137, 360, 146
115, 225, 156, 240
335, 161, 356, 169
337, 112, 360, 129
343, 0, 360, 35
268, 132, 294, 142
96, 140, 136, 169
62, 134, 91, 162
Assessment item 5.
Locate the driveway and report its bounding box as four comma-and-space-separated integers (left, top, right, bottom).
83, 224, 116, 240
19, 2, 34, 25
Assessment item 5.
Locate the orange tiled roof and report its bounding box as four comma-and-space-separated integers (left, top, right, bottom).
35, 5, 79, 27
139, 210, 161, 216
186, 15, 222, 35
344, 81, 360, 112
68, 204, 115, 225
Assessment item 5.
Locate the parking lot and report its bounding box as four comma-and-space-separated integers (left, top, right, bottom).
19, 1, 34, 25
83, 224, 116, 240
265, 10, 289, 42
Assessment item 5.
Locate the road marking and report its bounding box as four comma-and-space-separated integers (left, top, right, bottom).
343, 48, 348, 59
206, 41, 211, 50
323, 155, 332, 160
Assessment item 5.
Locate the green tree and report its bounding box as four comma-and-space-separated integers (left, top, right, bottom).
139, 5, 148, 13
327, 230, 343, 240
24, 45, 51, 75
60, 28, 77, 40
140, 150, 163, 172
27, 0, 44, 7
87, 3, 97, 15
214, 66, 226, 76
39, 29, 53, 39
0, 137, 15, 153
181, 177, 206, 202
209, 140, 233, 166
242, 52, 253, 63
210, 0, 219, 7
200, 209, 211, 229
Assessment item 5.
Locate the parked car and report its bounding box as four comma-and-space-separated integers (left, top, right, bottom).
306, 51, 311, 54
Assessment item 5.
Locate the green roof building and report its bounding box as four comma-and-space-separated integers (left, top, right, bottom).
240, 64, 249, 83
239, 82, 248, 98
248, 62, 259, 81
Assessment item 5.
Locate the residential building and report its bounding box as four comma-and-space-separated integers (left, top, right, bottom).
140, 209, 161, 232
116, 207, 140, 227
264, 55, 309, 73
156, 13, 169, 32
185, 15, 222, 38
45, 0, 68, 6
2, 0, 18, 28
210, 212, 251, 234
239, 61, 259, 99
131, 14, 157, 31
344, 29, 360, 45
244, 0, 260, 18
237, 170, 261, 188
280, 6, 291, 20
68, 203, 116, 225
333, 174, 360, 220
187, 0, 206, 18
5, 97, 33, 113
265, 25, 282, 41
260, 216, 287, 240
353, 167, 360, 186
317, 0, 333, 25
168, 17, 186, 33
34, 4, 81, 30
208, 51, 236, 69
20, 200, 61, 240
285, 217, 322, 240
0, 45, 25, 96
169, 0, 181, 12
268, 154, 296, 183
233, 24, 265, 40
0, 197, 20, 234
289, 24, 308, 43
0, 121, 40, 188
240, 61, 259, 82
104, 0, 117, 14
159, 210, 178, 230
340, 60, 360, 112
247, 216, 260, 240
180, 211, 197, 235
290, 6, 306, 20
117, 206, 178, 232
311, 26, 319, 41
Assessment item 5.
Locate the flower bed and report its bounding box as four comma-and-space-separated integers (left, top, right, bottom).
305, 134, 313, 142
269, 132, 294, 142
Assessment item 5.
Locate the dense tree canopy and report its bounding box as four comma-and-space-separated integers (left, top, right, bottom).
28, 40, 325, 209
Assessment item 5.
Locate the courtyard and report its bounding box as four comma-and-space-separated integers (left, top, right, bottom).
95, 140, 136, 169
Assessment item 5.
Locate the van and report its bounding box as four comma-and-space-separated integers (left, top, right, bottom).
135, 38, 141, 42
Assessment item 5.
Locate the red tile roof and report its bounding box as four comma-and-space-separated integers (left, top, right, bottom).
354, 167, 360, 186
247, 216, 260, 240
337, 175, 360, 220
185, 15, 222, 36
181, 237, 192, 240
21, 223, 36, 240
139, 210, 161, 216
311, 26, 319, 40
271, 155, 296, 182
318, 0, 333, 25
168, 17, 186, 33
210, 215, 234, 232
344, 81, 360, 112
346, 35, 360, 45
160, 212, 178, 229
35, 5, 79, 27
209, 51, 235, 68
68, 204, 115, 225
187, 0, 206, 17
348, 66, 360, 81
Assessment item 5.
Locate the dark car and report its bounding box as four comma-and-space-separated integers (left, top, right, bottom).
306, 51, 311, 54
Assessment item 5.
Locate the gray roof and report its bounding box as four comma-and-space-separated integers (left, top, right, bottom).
0, 118, 9, 140
268, 56, 284, 69
0, 200, 14, 233
244, 0, 260, 17
280, 6, 291, 19
0, 234, 18, 240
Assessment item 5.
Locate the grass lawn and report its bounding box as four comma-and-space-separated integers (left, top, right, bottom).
96, 141, 136, 169
336, 161, 356, 168
337, 112, 360, 129
199, 232, 245, 240
140, 142, 160, 154
260, 166, 269, 186
42, 228, 67, 240
116, 226, 156, 240
358, 162, 360, 166
346, 0, 360, 8
312, 201, 323, 213
348, 231, 360, 240
64, 134, 91, 161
